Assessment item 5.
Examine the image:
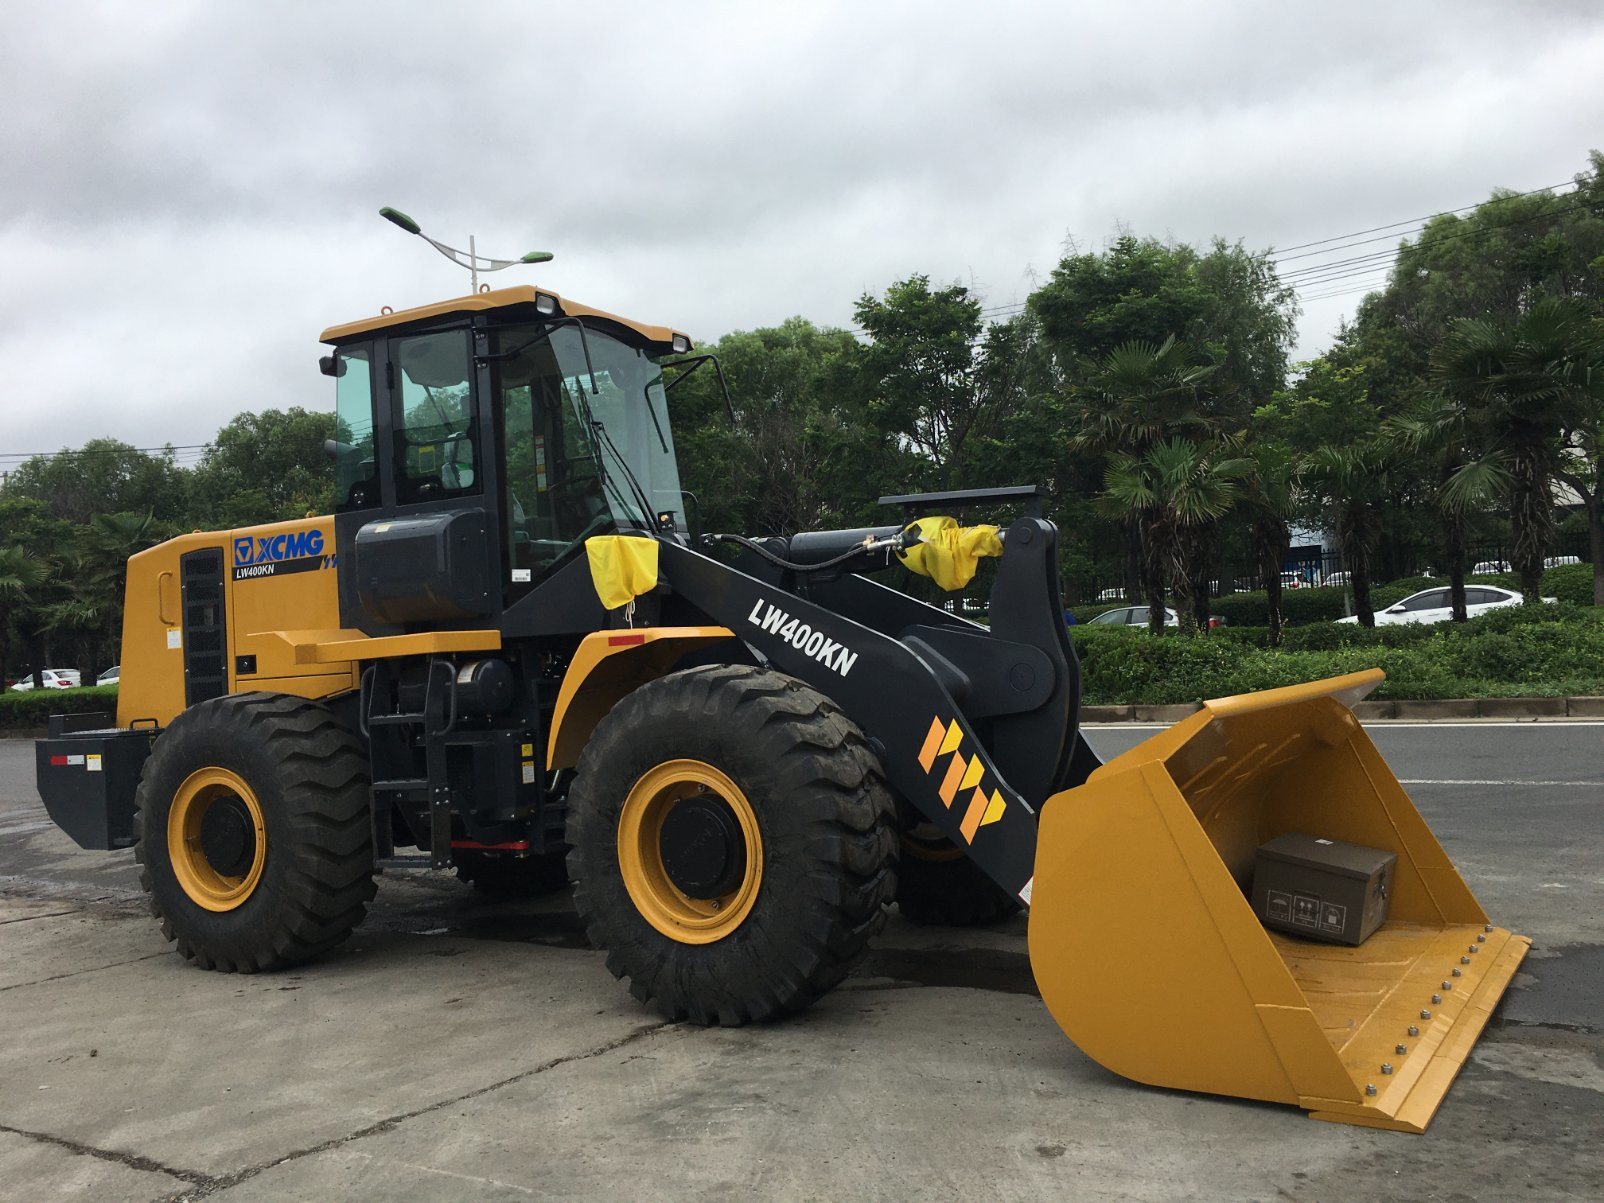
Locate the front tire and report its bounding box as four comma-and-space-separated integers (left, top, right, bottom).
134, 693, 376, 972
566, 665, 896, 1025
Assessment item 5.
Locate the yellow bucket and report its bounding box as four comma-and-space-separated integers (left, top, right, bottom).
1028, 669, 1530, 1132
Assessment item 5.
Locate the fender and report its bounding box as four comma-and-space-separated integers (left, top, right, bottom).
546, 626, 737, 770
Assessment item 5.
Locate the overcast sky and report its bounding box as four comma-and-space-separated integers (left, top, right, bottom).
2, 1, 1601, 464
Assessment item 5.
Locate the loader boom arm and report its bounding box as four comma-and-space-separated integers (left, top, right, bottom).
659, 537, 1062, 901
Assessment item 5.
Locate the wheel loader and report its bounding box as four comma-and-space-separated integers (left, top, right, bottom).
35, 282, 1528, 1133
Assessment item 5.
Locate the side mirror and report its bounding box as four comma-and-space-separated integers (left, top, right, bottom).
319, 355, 346, 378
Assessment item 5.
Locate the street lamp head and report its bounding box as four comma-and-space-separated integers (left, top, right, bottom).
520, 251, 554, 264
378, 206, 422, 236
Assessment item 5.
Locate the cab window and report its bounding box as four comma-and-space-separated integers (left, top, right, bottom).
394, 330, 478, 504
493, 327, 611, 586
333, 345, 378, 510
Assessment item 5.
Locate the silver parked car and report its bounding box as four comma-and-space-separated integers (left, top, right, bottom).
1088, 605, 1226, 630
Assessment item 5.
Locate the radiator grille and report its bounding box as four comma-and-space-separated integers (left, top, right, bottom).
179, 548, 228, 705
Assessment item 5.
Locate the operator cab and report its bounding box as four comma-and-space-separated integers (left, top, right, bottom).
319, 286, 693, 631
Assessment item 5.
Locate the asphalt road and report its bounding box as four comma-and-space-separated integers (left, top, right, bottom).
0, 723, 1599, 1201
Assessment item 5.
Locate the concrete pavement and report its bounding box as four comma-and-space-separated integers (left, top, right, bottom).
1, 726, 1600, 1201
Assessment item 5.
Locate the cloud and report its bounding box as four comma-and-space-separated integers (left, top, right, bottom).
2, 0, 1601, 455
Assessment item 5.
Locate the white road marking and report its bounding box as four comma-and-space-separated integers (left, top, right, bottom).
1399, 779, 1600, 788
1083, 720, 1604, 731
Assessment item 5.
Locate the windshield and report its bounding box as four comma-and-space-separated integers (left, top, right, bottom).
493, 323, 684, 585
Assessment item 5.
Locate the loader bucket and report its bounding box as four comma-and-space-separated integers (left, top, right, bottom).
1028, 669, 1530, 1132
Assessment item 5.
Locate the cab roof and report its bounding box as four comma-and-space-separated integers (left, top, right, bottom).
319, 285, 692, 351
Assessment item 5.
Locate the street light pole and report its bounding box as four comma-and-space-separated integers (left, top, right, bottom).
378, 207, 553, 292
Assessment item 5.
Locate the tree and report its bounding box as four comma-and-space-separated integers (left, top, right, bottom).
1303, 445, 1389, 626
1387, 397, 1503, 621
1068, 337, 1216, 610
0, 546, 52, 688
1431, 299, 1602, 601
1553, 322, 1604, 605
186, 407, 335, 527
1030, 233, 1298, 600
854, 276, 1018, 489
2, 439, 188, 524
1237, 441, 1301, 645
669, 319, 893, 535
1031, 235, 1298, 424
1103, 437, 1249, 633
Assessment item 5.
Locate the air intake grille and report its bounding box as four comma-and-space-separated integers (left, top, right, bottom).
180, 548, 228, 706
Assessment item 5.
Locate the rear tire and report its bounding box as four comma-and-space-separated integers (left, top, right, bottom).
566, 665, 897, 1025
134, 693, 375, 972
896, 819, 1022, 926
455, 849, 570, 900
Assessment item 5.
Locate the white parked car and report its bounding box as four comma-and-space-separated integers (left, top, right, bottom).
97, 665, 121, 686
1321, 571, 1351, 587
1335, 585, 1555, 626
8, 669, 78, 692
1087, 605, 1226, 630
1095, 587, 1126, 602
1471, 560, 1510, 575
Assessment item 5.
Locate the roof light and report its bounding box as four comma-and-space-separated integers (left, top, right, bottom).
535, 292, 560, 316
671, 334, 690, 354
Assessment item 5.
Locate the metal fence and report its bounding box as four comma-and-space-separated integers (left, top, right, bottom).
1064, 534, 1592, 606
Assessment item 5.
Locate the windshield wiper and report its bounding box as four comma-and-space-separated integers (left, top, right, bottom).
478, 316, 599, 394
641, 379, 670, 454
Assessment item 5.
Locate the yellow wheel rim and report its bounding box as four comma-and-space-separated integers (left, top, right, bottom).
167, 767, 267, 912
617, 759, 762, 945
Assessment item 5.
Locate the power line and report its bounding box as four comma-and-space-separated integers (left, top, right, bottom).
1283, 192, 1594, 300
0, 442, 213, 463
1269, 179, 1579, 257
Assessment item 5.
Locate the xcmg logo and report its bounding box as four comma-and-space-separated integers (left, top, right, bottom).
231, 529, 330, 581
234, 529, 324, 566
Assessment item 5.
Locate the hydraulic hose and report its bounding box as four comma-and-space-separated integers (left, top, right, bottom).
705, 529, 917, 574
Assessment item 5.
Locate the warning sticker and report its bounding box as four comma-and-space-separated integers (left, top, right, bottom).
1266, 890, 1292, 923
166, 629, 183, 650
1292, 895, 1321, 928
86, 754, 103, 773
1320, 902, 1348, 934
520, 762, 536, 785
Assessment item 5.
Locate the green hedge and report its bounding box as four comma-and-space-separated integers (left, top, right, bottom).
0, 685, 118, 733
1541, 562, 1595, 605
1071, 605, 1604, 703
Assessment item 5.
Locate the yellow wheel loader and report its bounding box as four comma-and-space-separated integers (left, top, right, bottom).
35, 283, 1528, 1133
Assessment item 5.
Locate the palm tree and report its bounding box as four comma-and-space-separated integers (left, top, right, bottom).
1237, 441, 1300, 645
0, 546, 53, 688
1431, 299, 1600, 602
1387, 398, 1502, 622
1303, 444, 1387, 627
1070, 338, 1216, 612
1104, 437, 1250, 633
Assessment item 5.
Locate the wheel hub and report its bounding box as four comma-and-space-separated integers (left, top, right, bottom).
198, 794, 257, 877
659, 795, 747, 899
